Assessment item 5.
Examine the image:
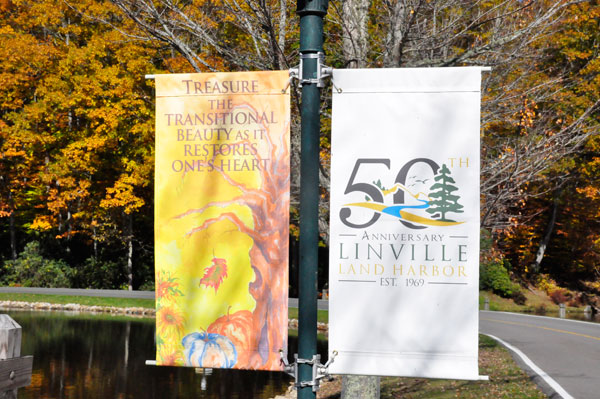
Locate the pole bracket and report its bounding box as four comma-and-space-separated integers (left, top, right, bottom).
280, 350, 337, 392
289, 52, 332, 88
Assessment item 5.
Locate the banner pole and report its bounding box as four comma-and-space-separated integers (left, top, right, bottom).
296, 1, 328, 398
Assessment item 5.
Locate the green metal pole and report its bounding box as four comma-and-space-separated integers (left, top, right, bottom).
296, 1, 328, 399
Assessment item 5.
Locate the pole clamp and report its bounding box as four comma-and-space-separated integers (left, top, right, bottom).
289, 52, 332, 88
280, 350, 337, 392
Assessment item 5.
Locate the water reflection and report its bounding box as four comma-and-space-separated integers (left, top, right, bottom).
9, 310, 322, 399
561, 311, 600, 323
8, 307, 597, 398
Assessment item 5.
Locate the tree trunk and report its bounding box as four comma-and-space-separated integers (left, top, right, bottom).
339, 6, 383, 394
338, 3, 381, 381
126, 213, 133, 291
342, 0, 370, 67
383, 1, 406, 67
342, 375, 380, 399
532, 196, 560, 273
92, 222, 98, 260
278, 0, 287, 68
8, 191, 16, 260
247, 233, 288, 370
65, 206, 72, 254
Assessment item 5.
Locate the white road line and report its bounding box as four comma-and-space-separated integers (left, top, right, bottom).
481, 310, 600, 327
484, 333, 574, 399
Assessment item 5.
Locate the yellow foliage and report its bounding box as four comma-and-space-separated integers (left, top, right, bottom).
535, 274, 565, 297
30, 216, 53, 231
100, 173, 145, 214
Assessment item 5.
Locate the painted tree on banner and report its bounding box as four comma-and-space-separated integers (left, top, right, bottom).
171, 111, 290, 369
427, 164, 464, 222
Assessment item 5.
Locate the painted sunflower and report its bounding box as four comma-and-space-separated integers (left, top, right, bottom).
157, 305, 185, 339
156, 271, 183, 301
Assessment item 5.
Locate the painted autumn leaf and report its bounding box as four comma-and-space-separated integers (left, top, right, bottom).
199, 257, 228, 293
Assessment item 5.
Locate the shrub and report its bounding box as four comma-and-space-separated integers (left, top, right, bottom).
138, 279, 155, 291
549, 289, 568, 304
511, 289, 527, 305
537, 274, 574, 305
72, 257, 127, 289
536, 274, 560, 295
567, 294, 583, 307
2, 242, 72, 288
479, 230, 525, 301
480, 259, 515, 298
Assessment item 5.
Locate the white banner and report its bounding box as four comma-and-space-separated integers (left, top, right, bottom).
328, 67, 483, 379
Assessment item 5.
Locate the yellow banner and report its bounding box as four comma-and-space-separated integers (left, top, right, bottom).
154, 71, 290, 371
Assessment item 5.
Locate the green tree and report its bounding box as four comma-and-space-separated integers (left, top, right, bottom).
1, 242, 73, 288
427, 164, 464, 222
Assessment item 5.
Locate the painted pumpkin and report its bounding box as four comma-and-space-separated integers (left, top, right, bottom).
207, 309, 254, 365
182, 332, 237, 368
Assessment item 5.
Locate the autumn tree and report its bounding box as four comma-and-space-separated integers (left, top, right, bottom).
108, 0, 294, 72
326, 1, 598, 287
0, 0, 597, 294
496, 1, 600, 281
0, 0, 160, 288
0, 0, 61, 260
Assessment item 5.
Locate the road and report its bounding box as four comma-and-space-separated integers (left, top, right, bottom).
480, 310, 600, 399
0, 286, 155, 299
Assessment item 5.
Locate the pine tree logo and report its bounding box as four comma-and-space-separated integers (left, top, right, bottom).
426, 164, 464, 222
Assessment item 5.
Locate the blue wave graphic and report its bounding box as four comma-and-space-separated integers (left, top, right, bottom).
380, 199, 429, 219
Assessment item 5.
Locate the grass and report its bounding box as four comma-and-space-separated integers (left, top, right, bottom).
318, 335, 547, 399
0, 293, 330, 322
288, 307, 329, 323
376, 335, 546, 399
479, 289, 584, 315
287, 328, 328, 342
0, 293, 155, 309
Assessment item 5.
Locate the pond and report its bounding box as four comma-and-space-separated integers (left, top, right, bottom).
6, 310, 326, 399
9, 307, 596, 398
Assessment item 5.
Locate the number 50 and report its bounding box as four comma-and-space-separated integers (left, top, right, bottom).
339, 158, 439, 230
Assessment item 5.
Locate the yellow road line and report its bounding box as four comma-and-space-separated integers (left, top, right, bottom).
482, 318, 600, 342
